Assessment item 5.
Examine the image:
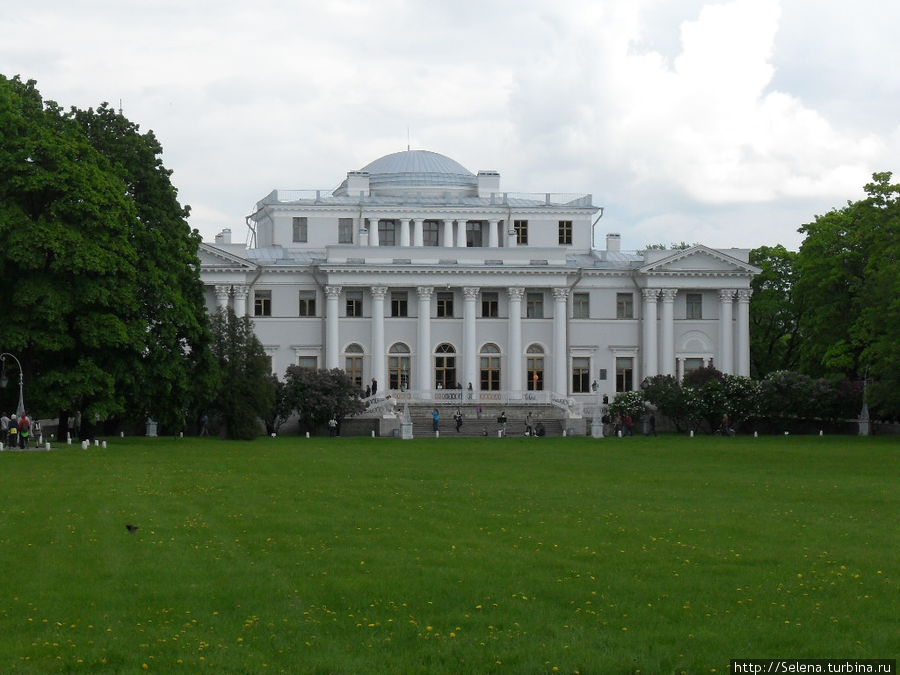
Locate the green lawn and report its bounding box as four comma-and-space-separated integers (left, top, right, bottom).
0, 435, 896, 674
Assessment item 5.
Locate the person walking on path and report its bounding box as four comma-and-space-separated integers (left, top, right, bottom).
432, 408, 440, 432
328, 415, 338, 437
497, 410, 507, 437
199, 412, 209, 436
525, 411, 533, 436
454, 408, 463, 432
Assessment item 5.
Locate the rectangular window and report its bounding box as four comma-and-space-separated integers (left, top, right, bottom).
527, 358, 544, 391
558, 220, 572, 245
616, 293, 634, 319
466, 222, 483, 247
254, 290, 271, 317
297, 356, 317, 370
684, 357, 704, 373
686, 293, 703, 319
514, 220, 528, 245
436, 292, 454, 318
345, 290, 362, 317
598, 368, 608, 381
292, 217, 308, 243
378, 220, 395, 247
298, 290, 316, 317
572, 357, 591, 393
481, 292, 499, 318
573, 292, 589, 319
616, 357, 634, 392
338, 218, 353, 244
345, 356, 363, 387
423, 221, 440, 246
526, 292, 544, 319
391, 291, 408, 317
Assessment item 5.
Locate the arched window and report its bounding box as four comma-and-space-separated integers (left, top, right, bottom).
434, 343, 457, 389
480, 343, 501, 391
344, 343, 364, 387
388, 342, 411, 390
526, 344, 544, 391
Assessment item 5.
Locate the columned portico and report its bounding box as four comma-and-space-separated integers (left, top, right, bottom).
325, 285, 342, 369
507, 287, 524, 391
214, 284, 231, 310
641, 288, 659, 379
371, 286, 387, 390
233, 285, 249, 317
736, 289, 752, 376
552, 288, 568, 394
718, 289, 736, 374
463, 287, 479, 390
416, 286, 433, 391
659, 289, 676, 376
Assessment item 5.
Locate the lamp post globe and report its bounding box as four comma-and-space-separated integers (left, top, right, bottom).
0, 353, 25, 418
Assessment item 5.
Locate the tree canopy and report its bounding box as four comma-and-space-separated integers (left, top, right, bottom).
0, 75, 213, 430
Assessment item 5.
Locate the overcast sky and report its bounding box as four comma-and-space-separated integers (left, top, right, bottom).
3, 0, 897, 251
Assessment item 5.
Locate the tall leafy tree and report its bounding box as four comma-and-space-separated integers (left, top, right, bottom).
283, 367, 363, 434
209, 309, 273, 440
749, 245, 803, 377
0, 75, 144, 427
70, 103, 214, 430
795, 172, 900, 416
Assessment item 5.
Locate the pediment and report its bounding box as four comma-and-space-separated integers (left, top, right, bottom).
640, 246, 760, 276
199, 243, 257, 270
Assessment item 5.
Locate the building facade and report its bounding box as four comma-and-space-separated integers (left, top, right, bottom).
199, 150, 758, 413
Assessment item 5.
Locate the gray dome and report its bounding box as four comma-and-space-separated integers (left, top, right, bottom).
336, 150, 478, 197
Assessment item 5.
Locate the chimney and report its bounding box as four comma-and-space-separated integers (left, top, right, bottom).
606, 233, 621, 252
477, 170, 500, 198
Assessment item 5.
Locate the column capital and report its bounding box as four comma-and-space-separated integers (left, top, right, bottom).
416, 286, 434, 299
463, 287, 480, 300
508, 287, 525, 300
736, 289, 753, 303
325, 285, 342, 299
641, 288, 660, 301
552, 287, 569, 301
371, 286, 388, 300
214, 284, 231, 298
660, 288, 677, 302
719, 289, 737, 302
232, 284, 249, 299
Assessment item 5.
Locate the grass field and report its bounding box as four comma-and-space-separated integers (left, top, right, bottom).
0, 434, 896, 674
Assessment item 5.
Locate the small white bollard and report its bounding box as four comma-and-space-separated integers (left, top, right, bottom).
306, 431, 310, 439
102, 441, 107, 449
371, 430, 375, 438
562, 429, 567, 437
81, 440, 88, 450
120, 431, 124, 438
497, 430, 502, 438
689, 430, 694, 438
45, 442, 51, 451
94, 439, 100, 447
38, 434, 43, 445
784, 431, 789, 436
179, 431, 183, 438
0, 442, 4, 451
618, 430, 623, 438
754, 431, 758, 438
67, 437, 72, 445
435, 430, 440, 438
819, 430, 823, 436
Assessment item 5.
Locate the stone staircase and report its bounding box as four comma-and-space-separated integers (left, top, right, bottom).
404, 403, 567, 438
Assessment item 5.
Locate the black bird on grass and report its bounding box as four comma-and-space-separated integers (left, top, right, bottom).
125, 524, 139, 534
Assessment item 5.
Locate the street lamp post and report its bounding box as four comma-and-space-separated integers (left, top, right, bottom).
0, 352, 25, 417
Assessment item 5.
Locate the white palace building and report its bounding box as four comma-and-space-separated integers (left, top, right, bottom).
199, 150, 758, 428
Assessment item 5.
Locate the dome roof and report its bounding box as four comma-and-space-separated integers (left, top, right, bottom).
360, 150, 474, 178
335, 150, 478, 196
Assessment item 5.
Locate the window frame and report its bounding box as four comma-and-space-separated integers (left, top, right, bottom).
616, 293, 634, 319
558, 220, 572, 245
298, 290, 316, 317
514, 220, 528, 245
292, 217, 308, 243
254, 290, 272, 317
572, 292, 589, 319
481, 292, 499, 318
686, 293, 703, 320
345, 290, 363, 317
338, 217, 353, 244
390, 291, 408, 318
436, 292, 454, 318
526, 292, 544, 319
572, 356, 591, 393
616, 357, 634, 392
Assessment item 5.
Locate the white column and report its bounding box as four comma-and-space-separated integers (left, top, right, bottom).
676, 357, 684, 382
718, 289, 735, 374
233, 285, 249, 317
507, 222, 517, 248
660, 289, 676, 377
325, 285, 342, 369
507, 287, 524, 391
399, 218, 410, 247
442, 219, 454, 248
463, 287, 479, 391
360, 221, 370, 247
552, 288, 568, 395
214, 285, 231, 311
416, 287, 433, 391
371, 286, 387, 392
369, 217, 380, 247
455, 219, 467, 248
488, 219, 499, 248
641, 289, 660, 379
736, 289, 752, 376
413, 219, 424, 247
